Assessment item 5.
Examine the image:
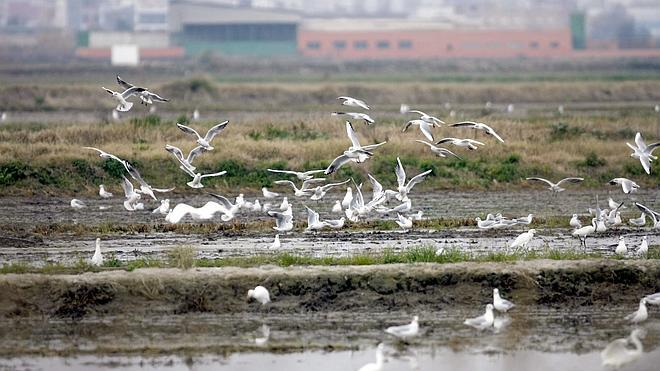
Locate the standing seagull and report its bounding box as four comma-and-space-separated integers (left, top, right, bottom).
394, 157, 433, 202
90, 238, 103, 267
331, 112, 375, 125
407, 109, 445, 126
608, 178, 639, 194
614, 236, 627, 256
637, 236, 648, 256
526, 177, 584, 194
99, 185, 113, 198
70, 199, 87, 209
624, 298, 648, 323
337, 96, 370, 110
415, 140, 462, 159
402, 119, 436, 141
450, 121, 505, 143
626, 132, 659, 174
570, 214, 582, 229
493, 288, 515, 312
176, 121, 229, 150
464, 304, 495, 330
384, 316, 419, 339
102, 86, 146, 112
262, 187, 280, 199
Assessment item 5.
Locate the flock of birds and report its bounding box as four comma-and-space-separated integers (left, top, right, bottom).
64, 76, 659, 369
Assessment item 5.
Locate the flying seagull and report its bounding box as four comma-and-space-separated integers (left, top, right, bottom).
267, 168, 325, 181
526, 177, 584, 193
626, 132, 659, 175
176, 121, 229, 150
165, 144, 208, 173
102, 86, 146, 112
337, 96, 370, 110
450, 121, 505, 143
331, 112, 375, 125
403, 119, 435, 141
608, 178, 639, 194
415, 140, 462, 159
325, 121, 386, 175
116, 75, 169, 106
407, 109, 445, 126
435, 137, 484, 150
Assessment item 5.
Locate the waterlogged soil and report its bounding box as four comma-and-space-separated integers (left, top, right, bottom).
0, 262, 658, 369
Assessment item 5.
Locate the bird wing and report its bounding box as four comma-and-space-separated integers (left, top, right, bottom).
435, 138, 455, 145
415, 139, 435, 149
203, 120, 229, 143
303, 169, 325, 176
165, 144, 185, 161
274, 180, 296, 190
395, 157, 406, 188
346, 121, 362, 148
200, 171, 227, 179
116, 75, 134, 90
186, 146, 208, 163
321, 179, 350, 191
124, 162, 150, 188
450, 121, 479, 128
208, 193, 233, 209
305, 205, 320, 226
419, 121, 434, 142
408, 109, 425, 116
324, 154, 353, 175
120, 176, 135, 197
647, 142, 660, 155
177, 123, 201, 139
354, 99, 370, 110
639, 156, 651, 174
268, 169, 297, 176
102, 87, 115, 95
405, 169, 433, 192
634, 132, 646, 150
360, 141, 387, 151
635, 202, 660, 220
362, 113, 375, 124
485, 126, 505, 143
367, 174, 383, 199
401, 120, 414, 133
121, 86, 147, 99
151, 187, 175, 193
526, 177, 554, 187
439, 147, 462, 159
145, 91, 168, 102
302, 178, 325, 189
556, 177, 584, 186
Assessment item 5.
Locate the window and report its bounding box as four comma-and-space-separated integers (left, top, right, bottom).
529, 41, 539, 49
307, 41, 320, 50
333, 40, 346, 49
398, 40, 413, 49
376, 40, 390, 49
549, 41, 560, 48
354, 40, 368, 49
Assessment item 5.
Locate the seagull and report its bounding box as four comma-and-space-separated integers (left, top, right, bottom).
450, 121, 505, 143
573, 218, 597, 248
525, 177, 584, 193
414, 140, 462, 159
570, 214, 582, 229
635, 202, 660, 229
324, 217, 345, 229
267, 168, 325, 181
337, 96, 369, 110
70, 199, 86, 209
341, 187, 353, 208
435, 137, 484, 151
90, 238, 103, 267
120, 176, 141, 211
614, 236, 627, 256
325, 122, 387, 175
637, 236, 648, 256
247, 286, 271, 305
262, 187, 280, 199
475, 217, 498, 229
514, 213, 533, 225
628, 213, 646, 227
176, 121, 229, 150
608, 178, 639, 194
181, 166, 226, 189
601, 328, 644, 369
165, 202, 223, 223
626, 132, 660, 175
102, 86, 146, 112
331, 112, 375, 125
509, 229, 536, 250
278, 197, 290, 211
645, 292, 660, 305
403, 119, 435, 141
464, 304, 495, 330
152, 199, 171, 215
608, 197, 626, 210
271, 234, 281, 249
305, 206, 327, 230
268, 208, 293, 232
396, 213, 413, 230
310, 179, 350, 201
165, 144, 208, 172
407, 109, 445, 126
400, 104, 410, 114
395, 157, 433, 202
624, 298, 648, 323
384, 316, 419, 339
493, 288, 515, 312
116, 75, 169, 106
83, 146, 129, 169
357, 343, 385, 371
332, 200, 342, 213
274, 178, 325, 197
207, 193, 243, 221
99, 185, 113, 198
0, 111, 6, 121
380, 200, 411, 215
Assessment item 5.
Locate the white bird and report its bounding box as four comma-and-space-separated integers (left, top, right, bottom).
102, 86, 146, 112
165, 144, 208, 173
435, 137, 484, 150
0, 111, 6, 121
332, 200, 342, 213
608, 178, 639, 194
119, 176, 141, 211
464, 304, 495, 330
526, 177, 584, 193
407, 109, 445, 126
506, 104, 515, 113
624, 298, 648, 323
310, 179, 350, 201
324, 217, 345, 229
608, 197, 626, 210
331, 112, 374, 125
305, 206, 327, 230
450, 121, 505, 143
636, 236, 648, 256
475, 217, 498, 229
268, 208, 293, 232
270, 234, 281, 249
415, 140, 462, 159
513, 213, 533, 225
274, 178, 325, 197
181, 166, 227, 189
337, 96, 369, 110
357, 343, 385, 371
116, 75, 169, 106
395, 157, 433, 202
267, 168, 325, 181
601, 328, 645, 368
628, 213, 646, 227
626, 132, 660, 175
614, 236, 627, 256
98, 185, 113, 198
247, 286, 271, 305
573, 218, 597, 248
645, 292, 660, 305
384, 316, 419, 339
111, 109, 119, 121
509, 229, 536, 250
279, 197, 290, 211
395, 213, 413, 230
176, 121, 229, 150
208, 193, 241, 221
192, 109, 200, 121
90, 238, 103, 267
70, 199, 86, 209
635, 202, 660, 229
262, 187, 280, 199
341, 187, 353, 208
570, 214, 582, 229
165, 201, 226, 223
403, 119, 435, 141
325, 122, 387, 175
152, 199, 170, 215
493, 288, 515, 312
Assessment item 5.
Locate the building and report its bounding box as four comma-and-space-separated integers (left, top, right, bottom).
169, 0, 301, 56
299, 19, 573, 60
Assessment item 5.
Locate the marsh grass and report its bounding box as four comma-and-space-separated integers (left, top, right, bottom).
168, 245, 196, 270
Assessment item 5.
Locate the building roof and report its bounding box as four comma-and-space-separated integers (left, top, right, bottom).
301, 18, 455, 32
